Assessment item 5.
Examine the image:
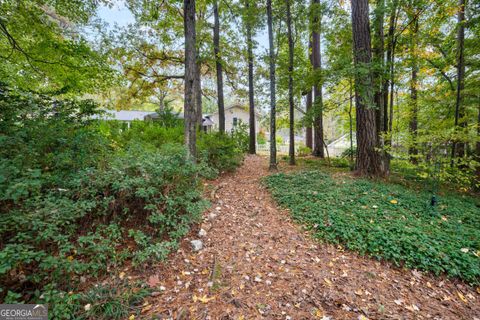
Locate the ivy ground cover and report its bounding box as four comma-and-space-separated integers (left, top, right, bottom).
264, 171, 480, 284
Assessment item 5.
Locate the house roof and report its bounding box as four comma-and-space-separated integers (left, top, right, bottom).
92, 110, 153, 121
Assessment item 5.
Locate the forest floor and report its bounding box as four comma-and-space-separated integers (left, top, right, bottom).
143, 155, 480, 320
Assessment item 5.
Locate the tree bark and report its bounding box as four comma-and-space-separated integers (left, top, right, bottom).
373, 0, 385, 137
476, 101, 480, 187
351, 0, 384, 176
286, 0, 295, 165
384, 0, 398, 139
213, 0, 225, 134
245, 0, 256, 154
267, 0, 277, 170
305, 39, 313, 149
452, 0, 466, 159
311, 0, 324, 158
408, 5, 419, 164
184, 0, 197, 160
306, 90, 313, 149
194, 55, 202, 127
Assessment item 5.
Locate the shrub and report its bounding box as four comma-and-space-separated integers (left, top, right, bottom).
198, 132, 243, 173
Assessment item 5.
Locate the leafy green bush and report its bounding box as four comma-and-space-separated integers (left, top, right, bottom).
198, 132, 244, 173
265, 171, 480, 284
297, 144, 311, 157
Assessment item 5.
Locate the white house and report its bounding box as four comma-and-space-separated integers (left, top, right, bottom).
208, 104, 261, 134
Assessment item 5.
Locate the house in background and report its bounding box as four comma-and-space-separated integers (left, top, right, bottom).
91, 110, 153, 128
208, 104, 261, 134
93, 110, 214, 131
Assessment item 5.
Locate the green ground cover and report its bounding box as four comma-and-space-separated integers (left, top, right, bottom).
265, 170, 480, 284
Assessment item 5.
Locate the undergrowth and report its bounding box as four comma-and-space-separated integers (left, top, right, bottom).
264, 170, 480, 284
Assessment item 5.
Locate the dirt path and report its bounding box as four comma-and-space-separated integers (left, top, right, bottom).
144, 155, 479, 320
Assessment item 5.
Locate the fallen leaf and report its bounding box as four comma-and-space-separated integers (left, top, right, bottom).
323, 278, 332, 286
193, 294, 215, 303
119, 272, 125, 280
147, 275, 160, 288
457, 291, 468, 303
390, 199, 398, 204
313, 308, 323, 318
128, 315, 135, 320
354, 289, 363, 296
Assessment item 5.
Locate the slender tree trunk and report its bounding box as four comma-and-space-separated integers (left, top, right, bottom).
213, 0, 225, 133
349, 78, 354, 166
476, 101, 480, 187
184, 0, 197, 160
305, 38, 313, 149
267, 0, 277, 170
194, 56, 202, 127
312, 0, 324, 158
245, 0, 256, 154
351, 0, 384, 176
286, 0, 295, 165
373, 0, 385, 137
306, 90, 313, 149
452, 0, 466, 159
408, 6, 419, 164
384, 0, 398, 137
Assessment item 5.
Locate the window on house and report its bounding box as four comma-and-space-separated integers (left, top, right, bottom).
233, 117, 238, 127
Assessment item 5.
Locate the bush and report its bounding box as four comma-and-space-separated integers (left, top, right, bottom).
198, 132, 244, 173
297, 144, 311, 157
265, 171, 480, 284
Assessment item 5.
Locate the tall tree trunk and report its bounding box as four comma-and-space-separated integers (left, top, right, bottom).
194, 56, 202, 127
408, 5, 419, 164
213, 0, 225, 133
245, 0, 256, 154
476, 101, 480, 187
286, 0, 295, 165
312, 0, 324, 158
351, 0, 384, 176
452, 0, 466, 159
267, 0, 277, 170
349, 78, 354, 166
373, 0, 385, 137
384, 0, 398, 139
305, 39, 313, 149
184, 0, 197, 159
373, 0, 388, 172
306, 90, 313, 149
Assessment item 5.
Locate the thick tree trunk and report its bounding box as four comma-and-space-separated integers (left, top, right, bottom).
408, 7, 419, 164
213, 0, 225, 134
351, 0, 384, 176
452, 0, 466, 159
286, 0, 295, 165
312, 0, 324, 158
184, 0, 197, 159
267, 0, 277, 170
245, 0, 256, 154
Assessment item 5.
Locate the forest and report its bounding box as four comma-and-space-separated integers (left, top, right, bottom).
0, 0, 479, 319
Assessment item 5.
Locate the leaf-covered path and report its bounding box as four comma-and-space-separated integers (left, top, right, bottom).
145, 155, 479, 319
